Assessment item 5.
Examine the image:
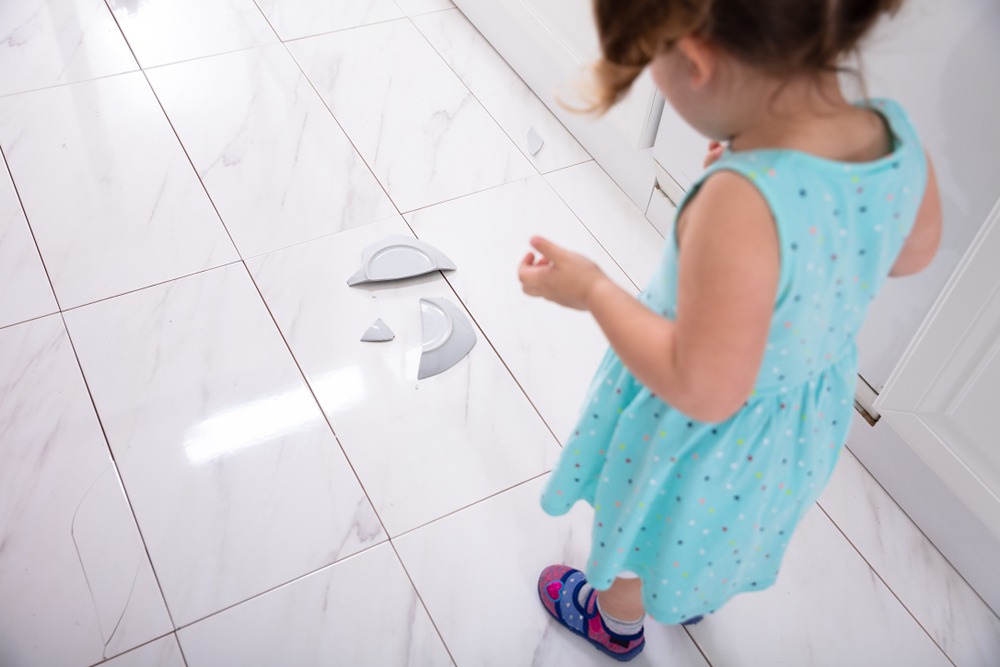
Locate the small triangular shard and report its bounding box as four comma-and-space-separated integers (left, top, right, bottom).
526, 127, 544, 155
361, 318, 394, 342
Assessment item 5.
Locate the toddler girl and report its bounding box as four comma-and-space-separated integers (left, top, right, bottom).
518, 0, 942, 661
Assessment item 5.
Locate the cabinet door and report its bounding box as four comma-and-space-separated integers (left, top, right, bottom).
453, 0, 661, 207
875, 198, 1000, 541
515, 0, 660, 150
853, 0, 1000, 390
650, 101, 706, 193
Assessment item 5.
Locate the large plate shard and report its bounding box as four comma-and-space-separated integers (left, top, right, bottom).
417, 297, 476, 380
347, 236, 456, 286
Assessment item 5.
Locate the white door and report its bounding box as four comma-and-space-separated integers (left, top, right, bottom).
875, 197, 1000, 541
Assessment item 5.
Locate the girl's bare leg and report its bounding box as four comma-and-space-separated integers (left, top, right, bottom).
596, 577, 645, 621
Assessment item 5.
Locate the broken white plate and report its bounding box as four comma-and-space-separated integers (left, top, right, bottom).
526, 127, 544, 155
361, 318, 394, 342
417, 297, 476, 380
347, 236, 456, 286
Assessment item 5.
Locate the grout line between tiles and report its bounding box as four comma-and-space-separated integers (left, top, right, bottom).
0, 68, 142, 100
813, 500, 958, 666
85, 631, 181, 667
273, 15, 414, 46
389, 470, 552, 541
543, 170, 646, 294
842, 441, 1000, 625
384, 540, 460, 666
168, 541, 391, 633
106, 0, 282, 74
135, 72, 242, 257
58, 311, 182, 637
56, 260, 244, 315
681, 624, 714, 667
173, 630, 191, 667
0, 148, 62, 313
237, 260, 394, 539
276, 31, 405, 221
408, 9, 593, 177
0, 309, 59, 333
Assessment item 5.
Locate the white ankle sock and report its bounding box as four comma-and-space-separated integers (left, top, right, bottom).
577, 583, 644, 635
595, 598, 644, 636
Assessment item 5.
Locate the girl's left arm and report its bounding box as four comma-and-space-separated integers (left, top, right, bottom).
519, 171, 779, 423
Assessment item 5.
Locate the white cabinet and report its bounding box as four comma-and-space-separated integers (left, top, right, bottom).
851, 0, 1000, 391
453, 0, 662, 208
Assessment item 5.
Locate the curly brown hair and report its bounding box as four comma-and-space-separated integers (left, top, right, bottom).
591, 0, 903, 112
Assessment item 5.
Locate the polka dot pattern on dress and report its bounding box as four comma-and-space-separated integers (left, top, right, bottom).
540, 98, 927, 624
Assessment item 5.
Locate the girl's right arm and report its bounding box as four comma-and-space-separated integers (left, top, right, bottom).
890, 152, 942, 276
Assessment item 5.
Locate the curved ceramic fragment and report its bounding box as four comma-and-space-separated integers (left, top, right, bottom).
347, 236, 456, 286
361, 318, 394, 342
417, 297, 476, 380
526, 127, 544, 155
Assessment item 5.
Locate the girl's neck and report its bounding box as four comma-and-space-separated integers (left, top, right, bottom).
727, 72, 890, 163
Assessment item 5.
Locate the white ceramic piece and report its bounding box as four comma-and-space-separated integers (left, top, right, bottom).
526, 127, 544, 155
361, 318, 395, 342
347, 236, 456, 286
417, 297, 476, 380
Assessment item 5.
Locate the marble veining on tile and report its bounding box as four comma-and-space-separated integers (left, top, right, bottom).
412, 9, 591, 173
2, 3, 996, 664
0, 316, 171, 667
0, 0, 138, 97
178, 544, 453, 666
64, 264, 386, 627
820, 446, 1000, 666
0, 72, 238, 309
147, 44, 396, 258
289, 19, 534, 213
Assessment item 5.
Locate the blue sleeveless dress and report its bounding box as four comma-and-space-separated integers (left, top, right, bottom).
541, 99, 927, 624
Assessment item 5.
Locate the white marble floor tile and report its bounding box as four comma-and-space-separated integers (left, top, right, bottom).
247, 217, 561, 535
395, 0, 456, 16
819, 445, 1000, 666
63, 264, 386, 627
686, 505, 951, 666
395, 476, 710, 666
0, 73, 238, 309
107, 0, 277, 68
413, 9, 591, 173
0, 0, 137, 97
408, 9, 518, 102
288, 20, 534, 213
255, 0, 403, 41
0, 316, 171, 667
546, 161, 664, 288
407, 176, 633, 442
178, 544, 453, 666
0, 160, 56, 328
147, 45, 397, 259
98, 635, 185, 667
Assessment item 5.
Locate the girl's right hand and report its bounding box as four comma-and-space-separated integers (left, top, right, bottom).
704, 141, 725, 168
